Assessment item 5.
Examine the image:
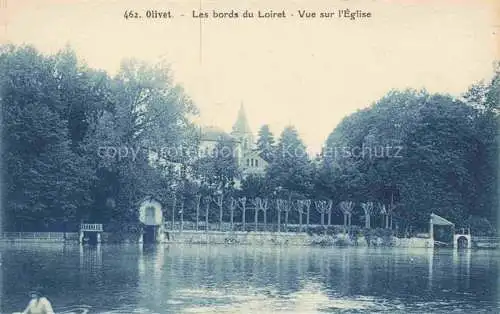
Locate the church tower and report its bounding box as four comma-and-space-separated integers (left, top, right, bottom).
231, 103, 254, 165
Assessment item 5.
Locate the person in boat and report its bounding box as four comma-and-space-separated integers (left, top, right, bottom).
22, 287, 54, 314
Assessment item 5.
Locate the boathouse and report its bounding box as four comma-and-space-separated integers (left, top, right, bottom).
429, 213, 471, 249
138, 198, 165, 244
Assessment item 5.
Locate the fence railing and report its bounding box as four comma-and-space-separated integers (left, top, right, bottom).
0, 232, 68, 240
164, 221, 346, 232
80, 224, 103, 232
472, 236, 500, 242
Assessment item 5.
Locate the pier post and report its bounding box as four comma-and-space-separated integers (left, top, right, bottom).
429, 220, 434, 241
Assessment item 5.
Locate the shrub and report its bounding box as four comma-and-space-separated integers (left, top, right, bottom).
334, 237, 349, 247
463, 216, 497, 236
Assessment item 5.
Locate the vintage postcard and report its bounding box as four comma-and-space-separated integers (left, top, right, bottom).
0, 0, 498, 313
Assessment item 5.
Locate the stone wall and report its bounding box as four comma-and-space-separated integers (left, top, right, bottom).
163, 231, 434, 248
471, 236, 499, 249
0, 231, 445, 248
392, 237, 434, 248
166, 231, 311, 246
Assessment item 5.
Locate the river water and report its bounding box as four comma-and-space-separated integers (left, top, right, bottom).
1, 244, 498, 313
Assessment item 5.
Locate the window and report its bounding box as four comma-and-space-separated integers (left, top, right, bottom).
246, 159, 250, 167
255, 159, 259, 167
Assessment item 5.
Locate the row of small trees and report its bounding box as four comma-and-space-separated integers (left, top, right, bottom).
166, 194, 397, 232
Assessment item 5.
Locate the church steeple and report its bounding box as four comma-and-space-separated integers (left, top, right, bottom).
231, 102, 254, 152
232, 102, 252, 135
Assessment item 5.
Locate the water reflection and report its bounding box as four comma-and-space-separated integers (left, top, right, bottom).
79, 245, 102, 271
79, 244, 103, 294
134, 246, 495, 312
453, 249, 472, 290
2, 244, 498, 314
428, 248, 434, 290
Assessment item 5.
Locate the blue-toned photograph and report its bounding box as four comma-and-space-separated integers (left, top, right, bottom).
0, 1, 498, 313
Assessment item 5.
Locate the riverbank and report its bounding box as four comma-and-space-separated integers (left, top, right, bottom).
163, 230, 434, 248
1, 231, 497, 248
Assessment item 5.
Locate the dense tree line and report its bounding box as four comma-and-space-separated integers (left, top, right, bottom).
1, 45, 498, 235
1, 45, 197, 231
239, 65, 499, 234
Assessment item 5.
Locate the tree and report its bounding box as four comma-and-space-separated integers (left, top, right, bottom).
276, 199, 289, 232
194, 136, 239, 190
378, 203, 388, 229
266, 126, 313, 196
463, 63, 499, 224
315, 200, 333, 231
320, 87, 495, 231
229, 197, 237, 231
295, 199, 311, 232
251, 197, 269, 231
212, 191, 224, 231
1, 45, 95, 230
195, 194, 201, 230
361, 202, 375, 228
84, 58, 197, 223
240, 174, 269, 199
339, 201, 354, 232
202, 196, 211, 231
1, 45, 199, 230
238, 197, 248, 231
256, 124, 276, 162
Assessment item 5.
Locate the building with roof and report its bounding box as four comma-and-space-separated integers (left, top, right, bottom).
198, 103, 268, 180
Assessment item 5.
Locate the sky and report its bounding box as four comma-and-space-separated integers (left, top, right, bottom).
1, 0, 498, 153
